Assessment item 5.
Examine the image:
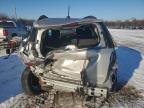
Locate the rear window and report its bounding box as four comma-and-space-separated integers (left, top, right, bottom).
40, 24, 100, 56
0, 21, 15, 28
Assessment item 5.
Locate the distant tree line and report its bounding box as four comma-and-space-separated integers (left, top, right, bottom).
0, 13, 10, 19
0, 13, 34, 26
105, 19, 144, 29
1, 13, 144, 29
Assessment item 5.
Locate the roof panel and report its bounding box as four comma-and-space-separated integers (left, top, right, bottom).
33, 18, 101, 29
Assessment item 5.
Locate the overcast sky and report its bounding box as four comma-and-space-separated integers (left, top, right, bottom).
0, 0, 144, 20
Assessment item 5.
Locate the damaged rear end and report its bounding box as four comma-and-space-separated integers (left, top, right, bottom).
19, 17, 117, 98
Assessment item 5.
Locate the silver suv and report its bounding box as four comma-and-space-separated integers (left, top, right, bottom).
20, 16, 117, 98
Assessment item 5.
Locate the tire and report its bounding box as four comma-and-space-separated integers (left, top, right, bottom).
111, 71, 117, 92
21, 68, 43, 95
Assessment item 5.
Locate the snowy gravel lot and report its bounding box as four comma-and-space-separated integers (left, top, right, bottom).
109, 29, 144, 54
0, 29, 144, 108
109, 29, 144, 90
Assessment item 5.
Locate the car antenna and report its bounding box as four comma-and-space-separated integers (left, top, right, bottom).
66, 5, 71, 19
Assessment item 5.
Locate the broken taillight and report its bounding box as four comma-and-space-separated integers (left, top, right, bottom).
3, 29, 9, 36
25, 62, 34, 67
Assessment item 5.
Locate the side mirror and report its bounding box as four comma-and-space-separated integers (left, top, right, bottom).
6, 49, 11, 54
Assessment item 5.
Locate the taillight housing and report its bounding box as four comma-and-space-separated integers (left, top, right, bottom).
3, 30, 9, 36
25, 62, 34, 67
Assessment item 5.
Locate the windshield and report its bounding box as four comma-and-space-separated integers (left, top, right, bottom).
0, 21, 15, 28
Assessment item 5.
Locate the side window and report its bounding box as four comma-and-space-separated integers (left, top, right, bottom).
40, 29, 61, 56
45, 30, 60, 39
43, 30, 52, 38
48, 30, 52, 36
44, 30, 52, 38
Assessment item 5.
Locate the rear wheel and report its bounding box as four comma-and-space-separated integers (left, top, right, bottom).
111, 71, 117, 92
21, 68, 43, 95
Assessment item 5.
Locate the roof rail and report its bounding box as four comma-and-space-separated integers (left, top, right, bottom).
37, 15, 48, 21
83, 16, 97, 19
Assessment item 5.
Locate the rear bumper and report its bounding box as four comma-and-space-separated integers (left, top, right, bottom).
38, 76, 108, 97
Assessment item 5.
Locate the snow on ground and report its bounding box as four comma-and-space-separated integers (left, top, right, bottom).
116, 46, 144, 90
109, 29, 144, 89
0, 29, 144, 107
109, 29, 144, 54
0, 52, 25, 103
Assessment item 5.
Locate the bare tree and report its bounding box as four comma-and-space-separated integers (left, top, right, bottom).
105, 18, 144, 29
0, 13, 10, 20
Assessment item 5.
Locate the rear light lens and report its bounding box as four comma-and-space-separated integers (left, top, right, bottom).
3, 30, 9, 36
25, 62, 34, 67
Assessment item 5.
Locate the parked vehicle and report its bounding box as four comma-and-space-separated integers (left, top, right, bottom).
19, 16, 117, 98
0, 20, 28, 42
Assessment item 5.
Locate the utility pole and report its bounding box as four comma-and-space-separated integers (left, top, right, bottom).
66, 5, 71, 19
14, 6, 17, 21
